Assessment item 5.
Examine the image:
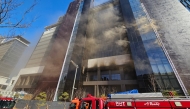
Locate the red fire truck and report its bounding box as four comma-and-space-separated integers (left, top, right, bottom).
0, 97, 15, 109
70, 94, 190, 109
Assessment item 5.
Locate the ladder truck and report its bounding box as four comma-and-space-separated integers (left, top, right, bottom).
69, 93, 190, 109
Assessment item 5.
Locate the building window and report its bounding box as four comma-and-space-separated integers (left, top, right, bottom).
1, 85, 7, 90
101, 75, 109, 81
90, 75, 97, 81
111, 74, 121, 80
11, 80, 15, 86
101, 70, 109, 81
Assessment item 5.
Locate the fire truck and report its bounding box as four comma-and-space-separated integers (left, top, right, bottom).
0, 97, 15, 109
70, 93, 190, 109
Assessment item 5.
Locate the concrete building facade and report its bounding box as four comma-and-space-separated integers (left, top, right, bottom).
13, 17, 63, 92
0, 36, 29, 91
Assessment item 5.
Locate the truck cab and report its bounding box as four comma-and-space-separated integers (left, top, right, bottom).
70, 98, 80, 109
70, 94, 104, 109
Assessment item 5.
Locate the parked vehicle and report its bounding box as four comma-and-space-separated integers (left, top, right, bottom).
0, 97, 15, 109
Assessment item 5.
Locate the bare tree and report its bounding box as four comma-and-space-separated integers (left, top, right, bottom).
107, 87, 117, 94
46, 88, 55, 101
0, 0, 37, 28
155, 78, 170, 91
148, 74, 157, 92
100, 86, 107, 97
32, 88, 42, 100
111, 87, 117, 94
74, 88, 87, 98
59, 92, 69, 109
148, 74, 176, 97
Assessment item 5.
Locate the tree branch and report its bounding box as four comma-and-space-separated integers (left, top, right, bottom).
0, 0, 38, 28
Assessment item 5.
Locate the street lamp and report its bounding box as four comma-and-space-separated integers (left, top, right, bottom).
70, 60, 79, 101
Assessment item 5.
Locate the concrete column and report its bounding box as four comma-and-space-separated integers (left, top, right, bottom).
97, 85, 99, 97
109, 70, 111, 81
119, 67, 124, 80
108, 86, 111, 93
94, 85, 97, 96
86, 72, 88, 81
97, 68, 101, 81
121, 84, 126, 91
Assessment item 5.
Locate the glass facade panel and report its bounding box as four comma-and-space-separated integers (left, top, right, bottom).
90, 75, 97, 81
111, 74, 121, 80
101, 75, 109, 81
128, 0, 182, 93
151, 64, 159, 74
170, 78, 181, 88
157, 64, 166, 74
101, 70, 109, 81
55, 0, 86, 100
180, 0, 190, 11
164, 64, 173, 75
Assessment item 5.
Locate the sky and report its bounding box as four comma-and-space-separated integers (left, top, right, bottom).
4, 0, 109, 77
94, 0, 110, 6
0, 0, 74, 42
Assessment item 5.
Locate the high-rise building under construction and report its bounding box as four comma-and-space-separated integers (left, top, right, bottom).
14, 0, 190, 101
